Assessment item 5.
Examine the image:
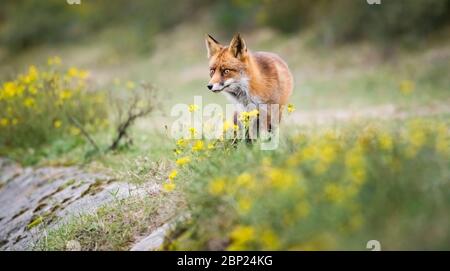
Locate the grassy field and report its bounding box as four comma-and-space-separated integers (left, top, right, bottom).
1, 21, 449, 250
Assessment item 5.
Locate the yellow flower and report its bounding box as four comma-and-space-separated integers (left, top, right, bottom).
404, 119, 428, 157
319, 144, 337, 164
176, 139, 187, 148
207, 143, 215, 150
70, 126, 81, 136
78, 70, 89, 79
59, 89, 73, 100
188, 104, 199, 112
188, 127, 197, 137
67, 67, 89, 79
23, 65, 39, 83
12, 118, 19, 125
399, 80, 415, 95
350, 168, 366, 185
301, 145, 317, 161
247, 109, 259, 117
0, 118, 9, 127
345, 146, 364, 167
409, 128, 426, 148
168, 170, 178, 181
53, 120, 62, 129
378, 132, 393, 151
47, 56, 62, 66
287, 104, 295, 113
208, 178, 226, 195
192, 140, 204, 151
28, 85, 38, 95
228, 225, 255, 250
3, 81, 19, 98
324, 183, 346, 204
345, 146, 366, 184
236, 173, 254, 189
260, 229, 280, 250
23, 97, 36, 108
239, 112, 249, 123
176, 156, 191, 166
126, 81, 136, 90
223, 120, 233, 131
163, 182, 176, 192
239, 110, 257, 126
237, 197, 252, 214
67, 67, 79, 78
267, 168, 295, 189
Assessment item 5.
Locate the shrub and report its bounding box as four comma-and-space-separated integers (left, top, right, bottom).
0, 0, 91, 51
0, 57, 109, 149
1, 0, 448, 51
164, 118, 450, 250
210, 0, 450, 45
0, 0, 206, 52
316, 0, 450, 44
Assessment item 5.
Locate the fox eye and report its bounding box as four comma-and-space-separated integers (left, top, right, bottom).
223, 69, 230, 75
209, 69, 215, 77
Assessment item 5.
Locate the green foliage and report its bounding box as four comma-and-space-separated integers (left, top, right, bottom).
212, 0, 450, 44
167, 118, 450, 250
36, 196, 162, 251
0, 0, 206, 52
1, 0, 448, 52
0, 0, 90, 50
317, 0, 450, 44
0, 57, 109, 150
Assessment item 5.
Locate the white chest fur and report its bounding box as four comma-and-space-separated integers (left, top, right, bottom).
222, 77, 261, 111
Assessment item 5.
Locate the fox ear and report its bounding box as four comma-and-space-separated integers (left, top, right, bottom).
229, 33, 247, 59
205, 34, 222, 58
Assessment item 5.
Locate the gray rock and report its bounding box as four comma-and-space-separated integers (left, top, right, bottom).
129, 223, 171, 251
0, 158, 135, 251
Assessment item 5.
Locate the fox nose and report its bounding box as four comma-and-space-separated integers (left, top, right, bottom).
207, 84, 213, 90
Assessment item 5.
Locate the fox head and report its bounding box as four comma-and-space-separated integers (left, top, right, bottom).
205, 33, 249, 93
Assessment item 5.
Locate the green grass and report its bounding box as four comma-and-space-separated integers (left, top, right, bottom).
1, 136, 87, 166
36, 191, 183, 251
166, 116, 450, 250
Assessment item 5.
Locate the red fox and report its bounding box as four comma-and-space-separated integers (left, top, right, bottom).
205, 33, 293, 132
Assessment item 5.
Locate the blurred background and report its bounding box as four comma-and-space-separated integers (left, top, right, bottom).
1, 0, 449, 51
1, 0, 449, 111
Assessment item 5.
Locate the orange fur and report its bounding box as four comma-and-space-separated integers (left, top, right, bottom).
205, 33, 293, 128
